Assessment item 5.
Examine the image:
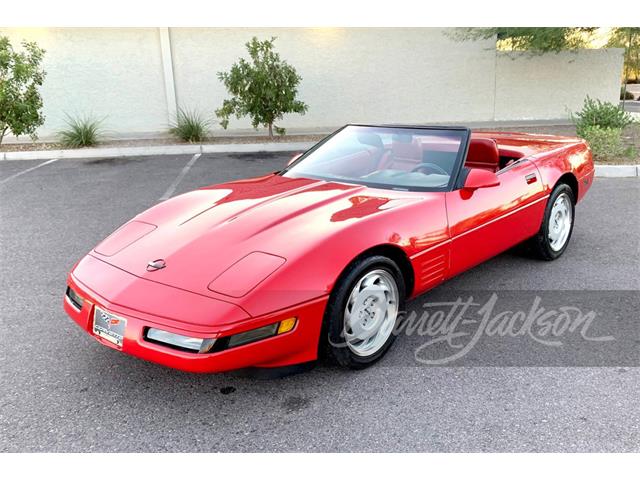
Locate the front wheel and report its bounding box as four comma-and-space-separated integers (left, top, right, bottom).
528, 183, 575, 260
324, 255, 406, 369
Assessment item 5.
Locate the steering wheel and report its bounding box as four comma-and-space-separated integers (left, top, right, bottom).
411, 162, 448, 176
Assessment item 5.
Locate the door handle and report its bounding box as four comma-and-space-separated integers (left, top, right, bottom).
525, 173, 537, 184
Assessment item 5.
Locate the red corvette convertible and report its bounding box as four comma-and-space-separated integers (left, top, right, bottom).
64, 125, 594, 373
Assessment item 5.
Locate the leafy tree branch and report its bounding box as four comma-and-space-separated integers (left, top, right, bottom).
450, 27, 597, 54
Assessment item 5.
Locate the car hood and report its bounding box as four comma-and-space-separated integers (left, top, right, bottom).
91, 173, 419, 301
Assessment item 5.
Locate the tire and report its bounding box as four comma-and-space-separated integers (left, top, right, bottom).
323, 255, 406, 369
528, 183, 576, 260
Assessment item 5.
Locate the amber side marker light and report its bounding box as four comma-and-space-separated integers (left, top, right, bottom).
277, 317, 297, 335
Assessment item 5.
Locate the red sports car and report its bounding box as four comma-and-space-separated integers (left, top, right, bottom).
64, 125, 594, 373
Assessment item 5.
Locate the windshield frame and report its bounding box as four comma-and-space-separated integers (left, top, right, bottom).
279, 124, 471, 192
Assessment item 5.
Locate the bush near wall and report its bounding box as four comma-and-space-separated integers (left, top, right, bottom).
573, 97, 637, 163
580, 126, 634, 162
57, 115, 104, 148
573, 96, 634, 137
169, 108, 211, 143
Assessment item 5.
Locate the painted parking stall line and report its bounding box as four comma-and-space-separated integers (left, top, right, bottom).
0, 158, 59, 186
158, 153, 201, 201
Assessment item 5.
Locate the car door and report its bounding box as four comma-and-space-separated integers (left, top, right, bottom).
444, 160, 547, 278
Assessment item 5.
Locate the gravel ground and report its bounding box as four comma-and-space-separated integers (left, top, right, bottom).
0, 134, 328, 152
3, 124, 638, 165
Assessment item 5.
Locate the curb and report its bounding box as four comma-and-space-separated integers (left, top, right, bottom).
0, 142, 315, 161
594, 165, 639, 178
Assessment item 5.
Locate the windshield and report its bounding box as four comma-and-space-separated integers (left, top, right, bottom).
282, 125, 469, 191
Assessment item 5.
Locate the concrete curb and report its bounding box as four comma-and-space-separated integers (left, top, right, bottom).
1, 143, 638, 178
594, 165, 639, 178
0, 142, 315, 161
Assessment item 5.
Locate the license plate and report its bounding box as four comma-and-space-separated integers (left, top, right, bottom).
93, 307, 127, 347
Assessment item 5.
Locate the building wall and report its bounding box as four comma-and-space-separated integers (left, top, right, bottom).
494, 49, 625, 121
170, 28, 497, 130
0, 28, 169, 138
0, 27, 625, 140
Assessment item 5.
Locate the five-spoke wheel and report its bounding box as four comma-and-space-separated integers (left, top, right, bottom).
528, 182, 576, 260
324, 255, 405, 369
548, 192, 573, 252
343, 269, 399, 357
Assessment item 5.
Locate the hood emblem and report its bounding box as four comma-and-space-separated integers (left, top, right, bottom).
147, 259, 166, 271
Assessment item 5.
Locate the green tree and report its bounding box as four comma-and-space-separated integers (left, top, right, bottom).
0, 36, 46, 145
607, 28, 640, 83
451, 27, 597, 54
216, 37, 308, 137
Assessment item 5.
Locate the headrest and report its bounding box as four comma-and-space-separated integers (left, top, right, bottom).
466, 138, 499, 168
357, 132, 384, 150
391, 135, 421, 160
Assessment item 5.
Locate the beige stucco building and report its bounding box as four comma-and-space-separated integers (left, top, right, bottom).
0, 27, 625, 140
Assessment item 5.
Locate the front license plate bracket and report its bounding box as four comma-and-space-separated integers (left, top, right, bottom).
93, 307, 126, 347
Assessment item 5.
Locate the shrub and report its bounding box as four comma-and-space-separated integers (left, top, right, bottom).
580, 126, 634, 162
216, 37, 308, 137
169, 108, 211, 143
0, 36, 46, 145
58, 115, 104, 148
620, 88, 635, 100
572, 96, 634, 137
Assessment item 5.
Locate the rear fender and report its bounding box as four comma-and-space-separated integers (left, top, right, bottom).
531, 141, 594, 203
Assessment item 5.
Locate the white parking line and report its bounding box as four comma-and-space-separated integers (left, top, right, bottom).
0, 158, 59, 186
158, 153, 201, 201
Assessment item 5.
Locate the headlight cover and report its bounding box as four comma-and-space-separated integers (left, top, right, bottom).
94, 221, 157, 257
208, 252, 286, 297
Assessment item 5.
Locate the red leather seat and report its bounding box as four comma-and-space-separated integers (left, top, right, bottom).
383, 135, 422, 171
465, 138, 500, 172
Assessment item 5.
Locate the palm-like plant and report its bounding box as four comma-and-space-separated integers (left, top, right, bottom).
169, 108, 211, 143
58, 114, 104, 148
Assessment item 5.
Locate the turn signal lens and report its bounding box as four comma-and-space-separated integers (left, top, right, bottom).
225, 317, 298, 349
227, 323, 278, 348
277, 317, 297, 335
66, 287, 85, 310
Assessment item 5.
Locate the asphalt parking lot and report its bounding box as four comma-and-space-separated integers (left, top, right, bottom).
1, 152, 639, 452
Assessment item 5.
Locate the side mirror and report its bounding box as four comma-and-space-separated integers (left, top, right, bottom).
463, 168, 500, 190
287, 153, 303, 166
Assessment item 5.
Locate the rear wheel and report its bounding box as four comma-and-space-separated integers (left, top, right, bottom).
324, 255, 406, 369
528, 183, 575, 260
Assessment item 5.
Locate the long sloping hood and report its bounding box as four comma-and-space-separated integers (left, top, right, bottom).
91, 174, 411, 300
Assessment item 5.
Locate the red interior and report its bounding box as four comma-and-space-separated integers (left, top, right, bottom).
379, 136, 423, 171
464, 138, 500, 172
321, 133, 531, 179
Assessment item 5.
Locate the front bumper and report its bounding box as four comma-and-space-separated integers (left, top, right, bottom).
64, 257, 327, 373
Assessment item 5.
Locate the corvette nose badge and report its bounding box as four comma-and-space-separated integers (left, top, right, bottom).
146, 259, 166, 271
